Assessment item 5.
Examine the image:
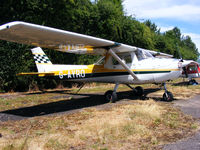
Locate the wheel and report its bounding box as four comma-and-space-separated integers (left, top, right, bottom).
163, 91, 173, 102
104, 90, 117, 103
135, 86, 144, 96
188, 80, 194, 85
188, 79, 198, 85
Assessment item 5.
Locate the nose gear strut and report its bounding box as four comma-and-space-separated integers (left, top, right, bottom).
162, 83, 173, 102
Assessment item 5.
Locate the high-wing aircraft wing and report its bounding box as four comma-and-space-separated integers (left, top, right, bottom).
0, 21, 140, 79
0, 21, 137, 55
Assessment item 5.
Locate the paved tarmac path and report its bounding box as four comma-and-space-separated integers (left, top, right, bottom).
163, 95, 200, 150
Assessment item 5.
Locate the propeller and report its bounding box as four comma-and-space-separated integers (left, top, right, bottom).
176, 43, 183, 62
183, 67, 188, 78
176, 43, 187, 79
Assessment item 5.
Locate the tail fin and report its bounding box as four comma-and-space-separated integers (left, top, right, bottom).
31, 47, 53, 72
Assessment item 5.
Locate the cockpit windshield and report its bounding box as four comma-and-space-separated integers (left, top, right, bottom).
135, 48, 153, 61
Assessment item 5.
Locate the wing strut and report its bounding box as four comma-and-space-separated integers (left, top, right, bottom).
108, 48, 139, 80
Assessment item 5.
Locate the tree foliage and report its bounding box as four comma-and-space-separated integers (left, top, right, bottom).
0, 0, 199, 91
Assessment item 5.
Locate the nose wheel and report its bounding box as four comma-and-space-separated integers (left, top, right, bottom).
163, 91, 173, 102
188, 79, 198, 85
162, 83, 173, 102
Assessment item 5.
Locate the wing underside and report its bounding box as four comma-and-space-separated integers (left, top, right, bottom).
0, 21, 136, 55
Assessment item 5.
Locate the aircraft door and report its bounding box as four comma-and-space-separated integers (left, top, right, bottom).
110, 53, 132, 69
135, 49, 155, 83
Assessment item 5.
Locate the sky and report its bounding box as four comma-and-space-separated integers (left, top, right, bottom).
123, 0, 200, 54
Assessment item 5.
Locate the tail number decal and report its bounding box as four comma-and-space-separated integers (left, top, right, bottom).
59, 70, 85, 79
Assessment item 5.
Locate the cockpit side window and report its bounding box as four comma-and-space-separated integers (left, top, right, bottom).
124, 55, 132, 64
112, 53, 132, 65
112, 57, 119, 65
95, 56, 105, 65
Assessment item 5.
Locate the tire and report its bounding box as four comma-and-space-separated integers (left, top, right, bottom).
188, 79, 198, 85
163, 91, 173, 102
104, 90, 117, 103
135, 86, 144, 96
188, 80, 194, 85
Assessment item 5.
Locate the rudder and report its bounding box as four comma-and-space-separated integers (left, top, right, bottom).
31, 47, 53, 72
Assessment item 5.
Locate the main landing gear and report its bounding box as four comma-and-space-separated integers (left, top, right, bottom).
104, 84, 144, 103
104, 84, 119, 103
104, 83, 174, 102
162, 83, 173, 102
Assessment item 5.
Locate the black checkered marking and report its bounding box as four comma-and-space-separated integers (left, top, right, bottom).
34, 54, 51, 64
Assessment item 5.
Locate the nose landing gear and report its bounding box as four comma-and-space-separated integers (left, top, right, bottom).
162, 83, 173, 102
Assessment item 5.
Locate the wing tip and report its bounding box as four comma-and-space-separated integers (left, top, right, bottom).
0, 21, 27, 30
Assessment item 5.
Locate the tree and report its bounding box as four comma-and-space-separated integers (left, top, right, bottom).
0, 0, 199, 91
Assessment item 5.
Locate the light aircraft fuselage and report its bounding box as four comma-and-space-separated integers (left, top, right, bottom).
25, 47, 182, 84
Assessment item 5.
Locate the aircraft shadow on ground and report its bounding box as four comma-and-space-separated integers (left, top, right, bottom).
24, 89, 72, 95
172, 81, 189, 86
0, 88, 161, 118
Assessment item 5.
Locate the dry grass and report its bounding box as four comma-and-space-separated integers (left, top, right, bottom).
0, 100, 198, 150
0, 80, 199, 149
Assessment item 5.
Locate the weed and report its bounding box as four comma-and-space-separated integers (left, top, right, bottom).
191, 123, 199, 129
153, 118, 161, 126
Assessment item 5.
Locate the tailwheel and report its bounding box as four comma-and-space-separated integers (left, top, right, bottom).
104, 90, 117, 103
135, 86, 144, 96
163, 91, 173, 102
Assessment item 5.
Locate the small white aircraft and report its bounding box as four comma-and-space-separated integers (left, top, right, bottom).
0, 21, 196, 102
182, 62, 200, 85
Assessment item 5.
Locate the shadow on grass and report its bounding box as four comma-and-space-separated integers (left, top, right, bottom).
0, 88, 161, 118
24, 89, 71, 95
172, 81, 189, 86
